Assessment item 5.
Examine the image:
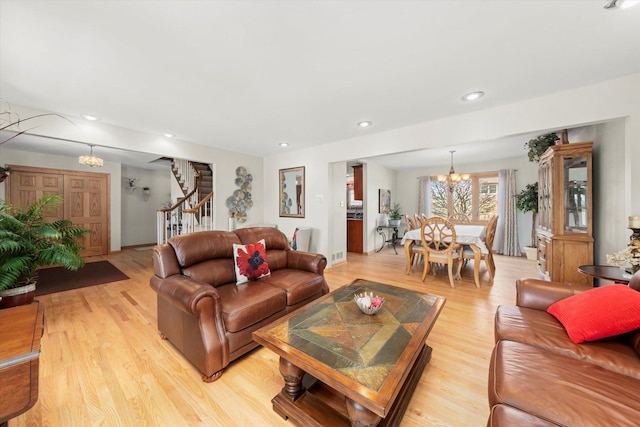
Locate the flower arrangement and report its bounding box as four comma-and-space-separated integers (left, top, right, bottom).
606, 245, 640, 274
354, 291, 385, 315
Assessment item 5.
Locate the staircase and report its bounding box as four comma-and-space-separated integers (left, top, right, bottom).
156, 159, 215, 244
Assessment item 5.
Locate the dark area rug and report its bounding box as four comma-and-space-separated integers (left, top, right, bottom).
35, 260, 130, 296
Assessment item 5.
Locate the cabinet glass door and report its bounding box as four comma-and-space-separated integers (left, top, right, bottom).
564, 156, 588, 232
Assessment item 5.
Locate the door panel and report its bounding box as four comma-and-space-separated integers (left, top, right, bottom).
6, 166, 110, 257
9, 171, 64, 220
64, 174, 109, 257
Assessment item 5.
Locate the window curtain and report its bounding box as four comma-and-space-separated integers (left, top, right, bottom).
417, 176, 431, 216
496, 169, 521, 256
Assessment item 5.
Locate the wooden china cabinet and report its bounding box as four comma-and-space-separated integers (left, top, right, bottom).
536, 141, 593, 285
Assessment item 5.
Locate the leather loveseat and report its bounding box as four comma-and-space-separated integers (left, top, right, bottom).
488, 274, 640, 426
150, 227, 329, 382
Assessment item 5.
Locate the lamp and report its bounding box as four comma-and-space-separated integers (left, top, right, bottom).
437, 150, 470, 192
79, 145, 103, 167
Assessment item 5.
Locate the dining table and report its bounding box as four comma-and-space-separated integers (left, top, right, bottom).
401, 224, 488, 287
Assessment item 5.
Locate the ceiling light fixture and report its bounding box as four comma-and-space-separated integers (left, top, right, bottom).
79, 144, 104, 167
357, 121, 372, 128
82, 114, 99, 121
163, 133, 174, 138
278, 142, 289, 147
437, 150, 470, 192
461, 91, 485, 102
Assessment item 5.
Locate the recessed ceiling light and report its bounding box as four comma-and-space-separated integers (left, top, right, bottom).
621, 0, 639, 8
163, 133, 174, 138
461, 91, 485, 102
82, 114, 99, 121
357, 121, 372, 128
278, 142, 289, 147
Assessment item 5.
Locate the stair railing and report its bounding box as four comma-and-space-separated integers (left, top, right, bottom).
156, 187, 199, 244
182, 192, 215, 235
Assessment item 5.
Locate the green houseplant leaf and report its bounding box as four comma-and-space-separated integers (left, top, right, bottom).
515, 182, 538, 248
0, 194, 91, 291
388, 203, 403, 220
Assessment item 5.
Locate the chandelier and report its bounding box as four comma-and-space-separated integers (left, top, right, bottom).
437, 150, 470, 192
79, 144, 104, 167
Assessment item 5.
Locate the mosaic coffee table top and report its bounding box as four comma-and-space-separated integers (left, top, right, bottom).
254, 279, 446, 400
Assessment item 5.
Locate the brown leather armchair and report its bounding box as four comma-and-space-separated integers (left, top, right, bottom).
488, 274, 640, 426
150, 227, 328, 382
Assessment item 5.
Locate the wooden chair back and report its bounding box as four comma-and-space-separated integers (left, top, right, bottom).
448, 213, 470, 223
421, 217, 458, 255
484, 215, 499, 253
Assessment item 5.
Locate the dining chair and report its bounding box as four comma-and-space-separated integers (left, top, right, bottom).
418, 217, 463, 288
404, 214, 415, 230
414, 213, 422, 228
462, 214, 499, 285
448, 213, 470, 223
404, 215, 423, 266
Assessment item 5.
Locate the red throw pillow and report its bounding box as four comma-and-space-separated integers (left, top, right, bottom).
233, 239, 270, 284
547, 285, 640, 344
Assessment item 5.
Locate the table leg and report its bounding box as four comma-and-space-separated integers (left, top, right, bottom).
404, 240, 413, 274
470, 244, 481, 288
278, 357, 305, 402
376, 226, 386, 252
345, 397, 381, 427
390, 227, 399, 254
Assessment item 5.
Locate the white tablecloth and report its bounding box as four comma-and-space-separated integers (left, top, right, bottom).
401, 224, 488, 252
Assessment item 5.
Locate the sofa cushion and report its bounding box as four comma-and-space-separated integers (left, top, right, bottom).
495, 305, 640, 379
216, 282, 286, 333
169, 230, 240, 268
488, 404, 559, 427
182, 258, 237, 287
260, 269, 325, 306
489, 340, 640, 427
547, 284, 640, 343
233, 239, 271, 284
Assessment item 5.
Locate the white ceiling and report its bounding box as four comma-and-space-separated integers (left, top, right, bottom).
1, 1, 640, 169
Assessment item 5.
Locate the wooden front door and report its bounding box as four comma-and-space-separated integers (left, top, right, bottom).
6, 166, 110, 257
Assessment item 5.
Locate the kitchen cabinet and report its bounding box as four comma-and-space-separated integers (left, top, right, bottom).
347, 219, 363, 253
353, 165, 363, 201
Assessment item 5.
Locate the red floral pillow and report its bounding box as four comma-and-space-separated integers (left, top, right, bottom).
547, 285, 640, 344
233, 239, 270, 284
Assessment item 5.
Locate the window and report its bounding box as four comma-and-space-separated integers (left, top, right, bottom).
429, 173, 499, 222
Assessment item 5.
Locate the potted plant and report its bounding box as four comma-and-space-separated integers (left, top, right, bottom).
524, 133, 559, 162
515, 182, 539, 260
388, 203, 403, 227
0, 194, 90, 308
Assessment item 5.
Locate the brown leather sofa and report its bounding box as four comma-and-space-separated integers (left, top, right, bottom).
150, 227, 329, 382
488, 274, 640, 426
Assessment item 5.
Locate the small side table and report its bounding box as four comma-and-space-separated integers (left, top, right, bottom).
0, 301, 45, 425
376, 225, 403, 254
577, 265, 631, 285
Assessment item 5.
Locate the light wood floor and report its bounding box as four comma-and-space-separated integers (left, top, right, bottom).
10, 247, 538, 427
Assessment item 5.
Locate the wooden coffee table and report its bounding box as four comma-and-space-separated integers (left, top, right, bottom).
253, 279, 446, 426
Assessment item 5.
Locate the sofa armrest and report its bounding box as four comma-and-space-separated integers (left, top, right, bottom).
150, 274, 221, 316
286, 250, 327, 275
516, 278, 590, 311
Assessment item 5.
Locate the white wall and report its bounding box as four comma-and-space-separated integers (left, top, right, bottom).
590, 119, 627, 264
394, 155, 537, 252
121, 165, 171, 246
264, 74, 640, 266
1, 105, 265, 234
364, 162, 396, 253
0, 147, 122, 252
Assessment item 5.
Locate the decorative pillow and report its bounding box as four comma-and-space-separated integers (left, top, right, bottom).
233, 239, 270, 284
291, 228, 299, 250
547, 285, 640, 344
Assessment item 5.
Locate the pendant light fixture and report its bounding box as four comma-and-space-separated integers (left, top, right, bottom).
437, 150, 470, 192
79, 144, 104, 167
